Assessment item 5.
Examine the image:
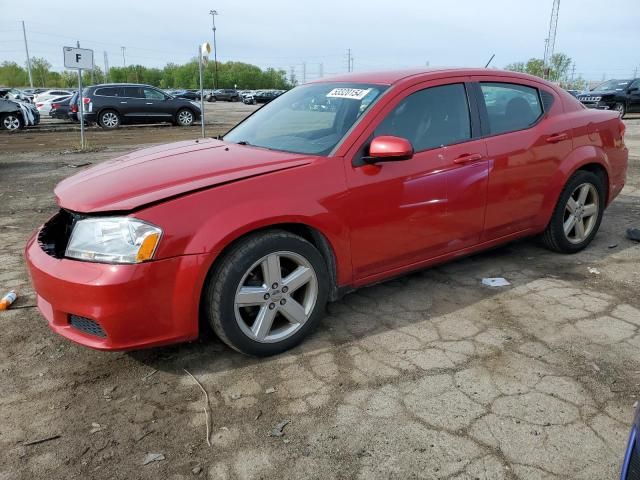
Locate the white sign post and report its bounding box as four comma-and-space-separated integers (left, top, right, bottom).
199, 42, 211, 138
64, 46, 94, 149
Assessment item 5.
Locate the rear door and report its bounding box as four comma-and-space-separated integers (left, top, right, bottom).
344, 79, 489, 280
471, 77, 572, 240
121, 86, 146, 119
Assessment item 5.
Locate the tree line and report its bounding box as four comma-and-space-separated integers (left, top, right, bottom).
0, 57, 293, 90
504, 52, 587, 89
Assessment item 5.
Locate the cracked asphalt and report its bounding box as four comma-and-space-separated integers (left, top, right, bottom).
0, 112, 639, 480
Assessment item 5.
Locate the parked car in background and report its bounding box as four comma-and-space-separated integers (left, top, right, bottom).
36, 95, 72, 115
171, 90, 199, 101
241, 91, 256, 105
620, 404, 640, 479
578, 78, 640, 117
50, 96, 73, 120
79, 83, 201, 129
212, 89, 241, 102
25, 68, 627, 356
34, 89, 73, 104
565, 89, 582, 98
0, 87, 33, 103
0, 94, 40, 130
254, 90, 282, 104
68, 92, 79, 122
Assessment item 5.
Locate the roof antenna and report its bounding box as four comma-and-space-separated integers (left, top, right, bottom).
484, 54, 495, 68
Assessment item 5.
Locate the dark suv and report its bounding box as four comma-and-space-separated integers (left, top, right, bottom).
81, 83, 201, 129
577, 78, 640, 117
211, 89, 240, 102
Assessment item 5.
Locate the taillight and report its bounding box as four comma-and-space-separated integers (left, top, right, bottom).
82, 97, 90, 104
71, 104, 77, 112
52, 103, 60, 109
36, 103, 43, 108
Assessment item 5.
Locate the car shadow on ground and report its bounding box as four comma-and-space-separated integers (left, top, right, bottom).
127, 195, 639, 377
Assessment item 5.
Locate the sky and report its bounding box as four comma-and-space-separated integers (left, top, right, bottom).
1, 0, 638, 82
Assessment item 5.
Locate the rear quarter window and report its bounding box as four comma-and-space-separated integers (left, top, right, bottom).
95, 87, 120, 97
480, 82, 543, 135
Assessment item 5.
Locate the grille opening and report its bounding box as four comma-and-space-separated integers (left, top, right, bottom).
37, 209, 77, 258
69, 315, 107, 338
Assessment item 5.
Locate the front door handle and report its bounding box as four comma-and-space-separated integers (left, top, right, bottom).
454, 153, 484, 164
546, 132, 568, 143
120, 101, 128, 104
146, 102, 153, 105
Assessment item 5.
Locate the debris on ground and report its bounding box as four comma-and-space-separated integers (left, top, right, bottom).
183, 368, 212, 447
588, 267, 601, 275
255, 410, 262, 421
142, 369, 157, 380
23, 434, 61, 446
142, 453, 165, 465
103, 386, 116, 400
627, 228, 640, 242
90, 423, 106, 434
192, 465, 202, 475
481, 277, 511, 287
265, 387, 276, 394
608, 243, 618, 249
269, 420, 290, 437
66, 162, 91, 168
0, 290, 17, 311
230, 393, 241, 400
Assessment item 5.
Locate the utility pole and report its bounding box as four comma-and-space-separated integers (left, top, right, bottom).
570, 63, 575, 83
104, 51, 109, 82
121, 46, 126, 67
634, 66, 638, 78
209, 10, 219, 89
302, 62, 306, 84
543, 0, 561, 80
289, 66, 295, 86
350, 56, 354, 72
21, 21, 33, 88
319, 63, 323, 78
347, 48, 352, 72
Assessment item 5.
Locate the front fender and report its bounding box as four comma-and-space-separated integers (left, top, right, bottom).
136, 158, 353, 286
534, 145, 611, 230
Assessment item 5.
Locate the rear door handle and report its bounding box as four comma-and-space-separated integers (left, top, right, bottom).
454, 153, 484, 164
146, 102, 153, 105
120, 101, 128, 104
546, 132, 568, 143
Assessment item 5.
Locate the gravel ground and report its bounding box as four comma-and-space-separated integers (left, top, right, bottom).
0, 109, 639, 480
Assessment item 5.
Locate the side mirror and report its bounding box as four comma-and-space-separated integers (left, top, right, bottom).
365, 136, 414, 163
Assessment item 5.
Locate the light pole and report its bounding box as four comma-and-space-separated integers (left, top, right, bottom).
209, 10, 219, 89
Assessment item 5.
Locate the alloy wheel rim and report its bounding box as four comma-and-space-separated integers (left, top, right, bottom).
4, 115, 20, 130
234, 251, 318, 343
563, 182, 599, 244
616, 104, 624, 115
103, 112, 118, 127
179, 111, 192, 124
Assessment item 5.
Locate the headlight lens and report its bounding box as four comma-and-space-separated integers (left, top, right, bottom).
65, 217, 162, 264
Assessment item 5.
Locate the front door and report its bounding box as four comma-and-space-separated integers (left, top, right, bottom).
344, 80, 489, 281
628, 80, 640, 113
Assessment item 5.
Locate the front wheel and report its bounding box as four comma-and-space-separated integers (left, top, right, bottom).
614, 103, 626, 118
204, 231, 329, 356
1, 113, 24, 131
541, 170, 605, 253
175, 108, 194, 127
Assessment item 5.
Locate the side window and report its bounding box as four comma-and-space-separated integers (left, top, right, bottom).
480, 82, 543, 135
629, 80, 640, 90
375, 83, 471, 151
144, 88, 164, 100
122, 87, 142, 98
96, 87, 119, 97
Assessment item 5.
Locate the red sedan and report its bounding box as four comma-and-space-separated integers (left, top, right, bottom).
25, 68, 628, 356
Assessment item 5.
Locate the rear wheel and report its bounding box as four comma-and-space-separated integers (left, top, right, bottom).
204, 230, 329, 356
1, 113, 23, 131
615, 103, 626, 118
541, 170, 605, 253
176, 108, 194, 126
98, 110, 120, 129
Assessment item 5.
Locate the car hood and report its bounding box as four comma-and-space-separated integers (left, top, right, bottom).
580, 91, 618, 98
55, 138, 313, 212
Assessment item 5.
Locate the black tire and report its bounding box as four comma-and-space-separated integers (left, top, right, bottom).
541, 170, 605, 253
203, 230, 329, 356
614, 103, 626, 118
175, 108, 195, 127
98, 109, 120, 129
1, 112, 24, 131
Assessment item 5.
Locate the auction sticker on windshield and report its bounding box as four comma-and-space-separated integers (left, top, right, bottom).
327, 88, 371, 100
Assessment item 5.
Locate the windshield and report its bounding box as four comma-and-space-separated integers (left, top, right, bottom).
591, 79, 631, 92
224, 82, 387, 155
